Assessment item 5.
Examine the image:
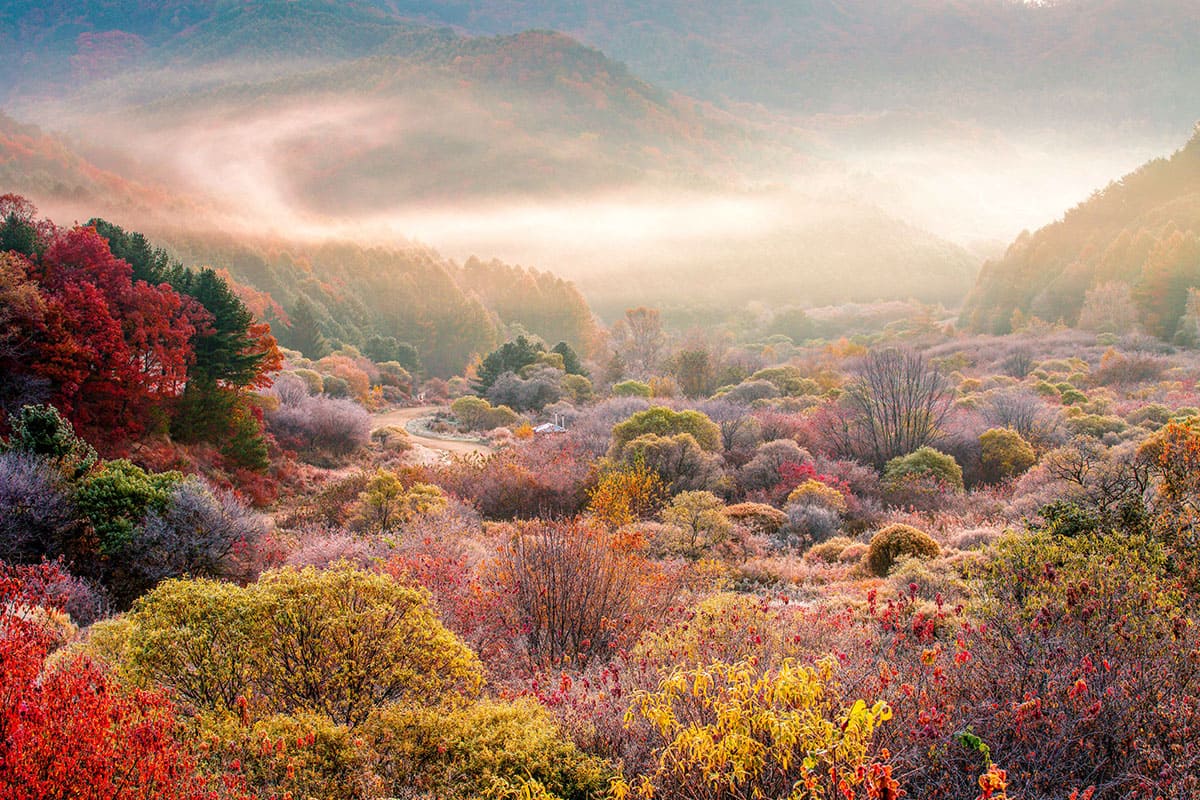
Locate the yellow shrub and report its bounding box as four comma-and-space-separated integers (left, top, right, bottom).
786, 479, 848, 513
867, 524, 940, 576
616, 658, 897, 799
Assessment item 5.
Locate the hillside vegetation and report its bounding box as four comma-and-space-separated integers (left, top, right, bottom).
963, 128, 1200, 340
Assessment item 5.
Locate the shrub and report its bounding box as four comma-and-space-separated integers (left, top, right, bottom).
113, 563, 483, 726
3, 403, 96, 478
587, 459, 667, 529
267, 391, 371, 459
1065, 413, 1127, 438
128, 479, 267, 589
364, 699, 612, 800
785, 478, 848, 512
948, 526, 1005, 550
486, 367, 564, 412
806, 535, 856, 563
0, 452, 79, 565
560, 373, 593, 404
838, 542, 869, 563
611, 380, 652, 398
867, 523, 940, 576
721, 502, 789, 536
609, 407, 721, 456
353, 469, 447, 534
883, 447, 963, 492
722, 379, 780, 405
450, 396, 520, 431
749, 365, 810, 395
616, 658, 898, 800
658, 491, 733, 560
783, 504, 842, 545
886, 554, 967, 600
959, 531, 1200, 796
737, 439, 811, 492
619, 432, 725, 493
200, 711, 365, 800
978, 427, 1037, 483
322, 374, 351, 397
76, 460, 183, 556
493, 518, 676, 669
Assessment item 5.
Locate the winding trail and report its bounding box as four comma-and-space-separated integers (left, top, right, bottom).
371, 405, 493, 463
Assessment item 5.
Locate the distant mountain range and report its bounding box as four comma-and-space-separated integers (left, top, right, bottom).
371, 0, 1200, 134
8, 0, 1197, 134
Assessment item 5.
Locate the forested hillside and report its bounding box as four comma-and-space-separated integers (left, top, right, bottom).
962, 128, 1200, 340
159, 233, 599, 375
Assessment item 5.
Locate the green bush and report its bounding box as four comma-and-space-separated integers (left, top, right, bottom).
560, 374, 594, 404
867, 523, 940, 576
364, 699, 612, 800
979, 427, 1037, 482
1066, 414, 1127, 438
451, 396, 520, 431
883, 447, 963, 492
3, 403, 97, 478
805, 536, 856, 563
76, 460, 183, 554
610, 406, 721, 456
611, 379, 652, 398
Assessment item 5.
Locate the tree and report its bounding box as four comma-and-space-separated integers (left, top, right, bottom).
825, 348, 953, 469
660, 490, 733, 560
474, 335, 544, 394
674, 348, 715, 399
31, 227, 196, 443
288, 295, 329, 359
1134, 232, 1200, 340
613, 307, 664, 377
0, 252, 47, 417
1077, 281, 1138, 335
551, 340, 586, 376
75, 460, 183, 557
3, 404, 96, 478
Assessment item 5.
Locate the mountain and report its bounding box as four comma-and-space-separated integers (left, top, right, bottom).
0, 111, 197, 218
372, 0, 1200, 134
961, 128, 1200, 339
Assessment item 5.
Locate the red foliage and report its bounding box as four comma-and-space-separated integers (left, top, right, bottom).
28, 226, 196, 446
0, 562, 250, 800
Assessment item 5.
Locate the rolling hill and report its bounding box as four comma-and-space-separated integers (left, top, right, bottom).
961, 127, 1200, 340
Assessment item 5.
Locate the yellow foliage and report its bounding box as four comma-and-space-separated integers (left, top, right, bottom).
99, 563, 482, 727
588, 459, 667, 529
785, 479, 848, 513
616, 657, 895, 799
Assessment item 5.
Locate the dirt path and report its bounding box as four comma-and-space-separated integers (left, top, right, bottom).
372, 406, 492, 462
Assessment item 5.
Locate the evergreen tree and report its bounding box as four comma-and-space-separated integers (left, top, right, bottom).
551, 341, 587, 376
474, 335, 544, 394
288, 295, 329, 359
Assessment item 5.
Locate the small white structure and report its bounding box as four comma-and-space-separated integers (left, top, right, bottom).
533, 414, 568, 435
